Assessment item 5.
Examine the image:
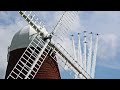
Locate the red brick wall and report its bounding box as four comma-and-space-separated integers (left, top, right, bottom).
5, 48, 61, 79
35, 56, 61, 79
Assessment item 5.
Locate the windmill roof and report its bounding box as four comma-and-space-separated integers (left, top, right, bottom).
10, 25, 37, 51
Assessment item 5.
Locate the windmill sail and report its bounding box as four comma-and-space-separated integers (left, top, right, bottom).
7, 11, 92, 79
51, 11, 79, 42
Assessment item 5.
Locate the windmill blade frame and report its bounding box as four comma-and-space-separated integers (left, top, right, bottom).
7, 11, 91, 79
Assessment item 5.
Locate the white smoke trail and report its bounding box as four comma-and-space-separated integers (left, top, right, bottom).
77, 33, 83, 79
71, 35, 77, 62
91, 35, 99, 78
83, 32, 87, 71
71, 35, 80, 78
78, 33, 83, 66
87, 33, 93, 75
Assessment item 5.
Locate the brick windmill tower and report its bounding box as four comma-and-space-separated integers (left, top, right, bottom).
5, 25, 61, 79
5, 11, 99, 79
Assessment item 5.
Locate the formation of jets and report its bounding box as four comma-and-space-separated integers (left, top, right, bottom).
71, 31, 99, 43
77, 31, 100, 36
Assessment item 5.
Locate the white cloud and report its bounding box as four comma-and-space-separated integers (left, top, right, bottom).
80, 11, 120, 34
97, 33, 118, 60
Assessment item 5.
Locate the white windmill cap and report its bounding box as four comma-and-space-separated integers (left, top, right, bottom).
9, 25, 37, 51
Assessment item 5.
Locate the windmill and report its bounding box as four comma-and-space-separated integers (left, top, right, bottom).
5, 11, 99, 79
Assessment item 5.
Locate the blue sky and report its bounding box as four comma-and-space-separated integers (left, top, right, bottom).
0, 11, 120, 79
